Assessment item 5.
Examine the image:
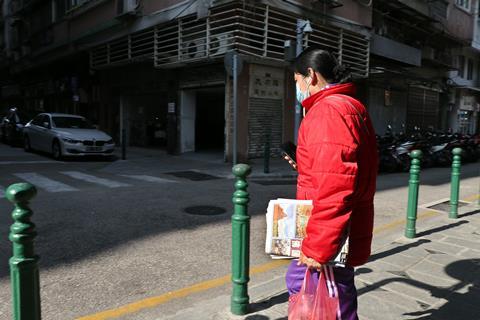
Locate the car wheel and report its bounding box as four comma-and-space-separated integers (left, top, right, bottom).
52, 140, 62, 160
24, 136, 32, 152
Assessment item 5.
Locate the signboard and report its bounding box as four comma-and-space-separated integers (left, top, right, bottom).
249, 65, 284, 99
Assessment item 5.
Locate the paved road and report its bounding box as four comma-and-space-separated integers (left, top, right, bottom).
0, 144, 478, 319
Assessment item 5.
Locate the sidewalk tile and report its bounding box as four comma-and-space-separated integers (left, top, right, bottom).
407, 270, 458, 287
440, 236, 480, 249
358, 294, 413, 320
420, 241, 467, 256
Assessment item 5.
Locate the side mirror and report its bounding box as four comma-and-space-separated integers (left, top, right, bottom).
43, 122, 50, 129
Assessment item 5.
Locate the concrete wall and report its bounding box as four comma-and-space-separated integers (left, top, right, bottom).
367, 86, 407, 136
447, 0, 476, 41
142, 0, 184, 15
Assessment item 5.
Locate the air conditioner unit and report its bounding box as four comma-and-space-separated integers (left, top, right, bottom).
209, 33, 233, 56
180, 38, 207, 60
116, 0, 139, 16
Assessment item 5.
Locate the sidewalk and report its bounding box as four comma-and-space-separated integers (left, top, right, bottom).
108, 147, 297, 179
163, 199, 480, 320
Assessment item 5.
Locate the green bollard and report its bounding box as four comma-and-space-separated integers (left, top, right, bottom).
231, 164, 251, 315
6, 183, 41, 320
405, 150, 422, 239
449, 148, 463, 219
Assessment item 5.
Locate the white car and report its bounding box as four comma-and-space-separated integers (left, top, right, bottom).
23, 113, 115, 159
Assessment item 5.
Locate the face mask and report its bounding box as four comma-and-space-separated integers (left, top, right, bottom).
296, 77, 311, 103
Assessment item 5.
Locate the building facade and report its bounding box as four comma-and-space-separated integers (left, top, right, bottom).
0, 0, 478, 162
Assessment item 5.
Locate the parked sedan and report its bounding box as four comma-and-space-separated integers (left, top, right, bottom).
0, 107, 35, 146
23, 113, 115, 159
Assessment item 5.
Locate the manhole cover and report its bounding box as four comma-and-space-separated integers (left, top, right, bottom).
253, 180, 296, 186
427, 200, 469, 212
166, 171, 220, 181
184, 205, 226, 216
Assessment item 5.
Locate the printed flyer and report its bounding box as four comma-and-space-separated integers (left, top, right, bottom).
265, 199, 349, 266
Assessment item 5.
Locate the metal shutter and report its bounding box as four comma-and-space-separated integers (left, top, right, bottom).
407, 86, 440, 132
248, 98, 283, 158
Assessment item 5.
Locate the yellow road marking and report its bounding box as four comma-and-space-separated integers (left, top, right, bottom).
372, 210, 439, 235
76, 260, 289, 320
78, 193, 479, 319
463, 194, 480, 202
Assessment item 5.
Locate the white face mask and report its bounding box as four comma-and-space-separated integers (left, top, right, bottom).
296, 77, 311, 103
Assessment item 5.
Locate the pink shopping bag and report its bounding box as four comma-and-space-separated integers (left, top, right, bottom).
311, 269, 340, 320
288, 268, 339, 320
288, 269, 316, 320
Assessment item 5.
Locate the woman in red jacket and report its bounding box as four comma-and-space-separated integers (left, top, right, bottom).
286, 48, 378, 320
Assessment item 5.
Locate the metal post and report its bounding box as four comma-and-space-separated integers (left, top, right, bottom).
263, 135, 270, 174
120, 96, 126, 160
294, 21, 303, 144
449, 148, 462, 219
6, 183, 41, 320
233, 54, 238, 165
121, 129, 126, 160
231, 164, 251, 315
405, 150, 422, 239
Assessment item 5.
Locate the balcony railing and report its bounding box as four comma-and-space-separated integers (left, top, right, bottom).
90, 2, 370, 78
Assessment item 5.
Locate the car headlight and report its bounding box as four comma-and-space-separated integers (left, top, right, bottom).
62, 137, 81, 144
106, 139, 114, 144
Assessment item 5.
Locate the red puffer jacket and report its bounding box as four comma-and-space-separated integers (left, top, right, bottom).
297, 83, 378, 267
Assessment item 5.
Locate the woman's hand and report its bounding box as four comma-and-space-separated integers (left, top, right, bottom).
283, 155, 297, 170
297, 252, 323, 270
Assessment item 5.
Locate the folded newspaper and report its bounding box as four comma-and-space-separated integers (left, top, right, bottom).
265, 198, 349, 267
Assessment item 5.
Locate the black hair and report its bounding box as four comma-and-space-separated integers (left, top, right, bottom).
293, 47, 351, 84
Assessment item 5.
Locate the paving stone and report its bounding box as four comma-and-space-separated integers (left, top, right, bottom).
426, 291, 480, 320
408, 259, 460, 280
357, 272, 449, 306
407, 270, 458, 288
458, 248, 480, 260
426, 253, 466, 266
440, 236, 480, 250
373, 252, 425, 269
368, 289, 431, 313
358, 293, 413, 320
420, 241, 467, 255
363, 260, 403, 273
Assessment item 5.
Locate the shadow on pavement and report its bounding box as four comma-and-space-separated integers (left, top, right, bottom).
375, 162, 479, 191
359, 259, 480, 319
248, 292, 289, 314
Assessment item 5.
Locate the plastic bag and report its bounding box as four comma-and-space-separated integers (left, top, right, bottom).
288, 269, 317, 320
288, 268, 340, 320
311, 270, 340, 320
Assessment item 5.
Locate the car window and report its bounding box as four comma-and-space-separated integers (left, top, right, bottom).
32, 115, 44, 126
43, 116, 51, 127
52, 116, 94, 129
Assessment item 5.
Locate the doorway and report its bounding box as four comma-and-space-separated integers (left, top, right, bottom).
179, 87, 225, 154
195, 89, 225, 151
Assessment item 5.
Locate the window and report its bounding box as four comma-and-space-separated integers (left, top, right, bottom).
32, 115, 44, 126
66, 0, 91, 11
456, 0, 471, 11
458, 55, 465, 78
467, 59, 474, 80
52, 116, 94, 129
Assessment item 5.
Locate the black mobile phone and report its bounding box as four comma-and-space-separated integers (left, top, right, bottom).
280, 141, 297, 169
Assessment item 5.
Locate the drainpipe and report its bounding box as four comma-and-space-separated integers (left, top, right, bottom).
3, 0, 12, 57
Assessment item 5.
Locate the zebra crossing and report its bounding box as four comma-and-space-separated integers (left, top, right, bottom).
0, 171, 179, 198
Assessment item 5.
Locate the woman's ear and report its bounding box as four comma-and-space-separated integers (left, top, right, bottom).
308, 68, 319, 86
